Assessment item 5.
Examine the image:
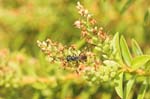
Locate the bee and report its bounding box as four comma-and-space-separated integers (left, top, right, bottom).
66, 53, 87, 62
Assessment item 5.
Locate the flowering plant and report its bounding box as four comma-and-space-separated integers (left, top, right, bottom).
37, 2, 150, 99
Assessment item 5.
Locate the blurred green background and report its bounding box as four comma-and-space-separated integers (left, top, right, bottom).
0, 0, 150, 99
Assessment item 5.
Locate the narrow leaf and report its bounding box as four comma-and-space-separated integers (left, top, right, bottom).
131, 55, 150, 70
115, 72, 124, 99
75, 39, 86, 49
144, 8, 150, 23
111, 32, 122, 63
120, 0, 135, 14
120, 36, 132, 66
124, 76, 136, 99
145, 60, 150, 70
137, 80, 148, 99
131, 39, 143, 56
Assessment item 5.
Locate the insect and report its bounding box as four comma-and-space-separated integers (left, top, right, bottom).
66, 53, 87, 62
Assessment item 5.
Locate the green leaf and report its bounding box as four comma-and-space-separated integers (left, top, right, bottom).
103, 60, 120, 67
131, 39, 143, 56
120, 36, 132, 66
144, 8, 150, 23
124, 76, 136, 99
115, 72, 124, 99
75, 39, 86, 49
145, 60, 150, 70
137, 79, 148, 99
120, 0, 135, 14
111, 32, 122, 63
131, 55, 150, 70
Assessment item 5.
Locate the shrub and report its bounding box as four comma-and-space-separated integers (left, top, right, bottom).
37, 2, 150, 99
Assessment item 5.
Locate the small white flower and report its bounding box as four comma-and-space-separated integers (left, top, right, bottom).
74, 20, 82, 29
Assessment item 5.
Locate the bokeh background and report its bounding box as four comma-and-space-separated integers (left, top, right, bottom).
0, 0, 150, 99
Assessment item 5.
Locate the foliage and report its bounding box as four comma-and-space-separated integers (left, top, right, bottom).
0, 0, 150, 99
38, 2, 150, 99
